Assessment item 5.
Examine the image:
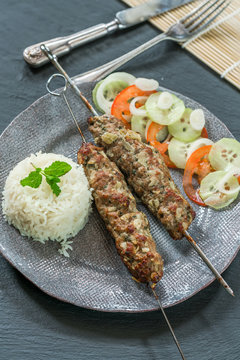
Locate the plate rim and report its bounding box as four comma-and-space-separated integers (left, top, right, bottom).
0, 243, 239, 313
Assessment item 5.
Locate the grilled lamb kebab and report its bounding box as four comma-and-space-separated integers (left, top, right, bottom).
78, 142, 163, 285
88, 115, 234, 296
88, 115, 195, 240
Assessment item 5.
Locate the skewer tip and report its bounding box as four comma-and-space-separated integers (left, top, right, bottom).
225, 286, 235, 297
151, 286, 186, 360
183, 230, 235, 297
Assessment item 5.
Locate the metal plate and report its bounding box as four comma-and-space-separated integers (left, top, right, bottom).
0, 82, 239, 312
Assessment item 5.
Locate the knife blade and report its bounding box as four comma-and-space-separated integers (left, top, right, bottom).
116, 0, 193, 28
23, 0, 194, 67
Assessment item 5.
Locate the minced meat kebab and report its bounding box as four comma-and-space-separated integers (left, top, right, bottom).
78, 142, 164, 284
88, 115, 195, 240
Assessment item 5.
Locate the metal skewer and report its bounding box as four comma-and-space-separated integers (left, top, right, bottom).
45, 67, 186, 360
151, 287, 186, 360
44, 48, 187, 360
41, 44, 234, 298
183, 230, 234, 296
46, 73, 87, 143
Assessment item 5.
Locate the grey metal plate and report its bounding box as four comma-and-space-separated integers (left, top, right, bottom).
0, 82, 239, 312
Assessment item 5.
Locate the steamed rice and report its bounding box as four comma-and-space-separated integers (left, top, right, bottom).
2, 152, 92, 256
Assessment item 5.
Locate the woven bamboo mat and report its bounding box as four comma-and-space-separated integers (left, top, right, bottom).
121, 0, 240, 90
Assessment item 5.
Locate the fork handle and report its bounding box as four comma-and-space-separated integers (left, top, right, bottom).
73, 32, 169, 84
23, 20, 119, 67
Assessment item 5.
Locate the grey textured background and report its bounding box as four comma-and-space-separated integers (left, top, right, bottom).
0, 0, 239, 359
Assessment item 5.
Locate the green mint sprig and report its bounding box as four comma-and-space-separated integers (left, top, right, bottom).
20, 161, 72, 196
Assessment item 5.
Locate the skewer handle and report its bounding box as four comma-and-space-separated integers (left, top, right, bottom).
45, 73, 87, 143
40, 44, 98, 116
184, 230, 234, 297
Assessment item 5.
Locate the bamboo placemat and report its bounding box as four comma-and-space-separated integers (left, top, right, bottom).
121, 0, 240, 90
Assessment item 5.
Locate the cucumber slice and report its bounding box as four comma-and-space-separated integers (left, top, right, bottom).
199, 170, 239, 209
93, 80, 128, 114
93, 72, 136, 114
156, 126, 168, 142
131, 108, 149, 141
92, 80, 104, 113
145, 92, 185, 125
168, 137, 194, 169
103, 80, 128, 101
209, 138, 240, 171
144, 120, 169, 143
168, 108, 201, 142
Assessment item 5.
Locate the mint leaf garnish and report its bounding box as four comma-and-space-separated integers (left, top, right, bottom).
20, 171, 42, 188
46, 177, 61, 196
44, 161, 72, 177
20, 160, 72, 196
45, 175, 61, 182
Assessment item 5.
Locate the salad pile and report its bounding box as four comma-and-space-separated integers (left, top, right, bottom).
92, 72, 240, 209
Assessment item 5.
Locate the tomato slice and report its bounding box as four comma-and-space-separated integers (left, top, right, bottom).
195, 157, 213, 184
146, 122, 175, 168
150, 140, 168, 154
150, 140, 176, 168
201, 127, 208, 138
111, 85, 155, 128
146, 122, 165, 143
183, 145, 213, 206
162, 153, 177, 169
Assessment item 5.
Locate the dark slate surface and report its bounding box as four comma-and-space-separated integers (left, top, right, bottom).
0, 1, 239, 359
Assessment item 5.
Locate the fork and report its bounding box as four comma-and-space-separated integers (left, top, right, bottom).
72, 0, 231, 84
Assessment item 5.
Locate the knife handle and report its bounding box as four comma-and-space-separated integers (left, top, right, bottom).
23, 20, 119, 67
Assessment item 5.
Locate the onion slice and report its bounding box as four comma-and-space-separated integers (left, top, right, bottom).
129, 96, 148, 116
215, 167, 240, 195
204, 193, 222, 206
187, 138, 214, 160
135, 77, 159, 91
145, 119, 152, 141
190, 109, 205, 131
157, 92, 173, 110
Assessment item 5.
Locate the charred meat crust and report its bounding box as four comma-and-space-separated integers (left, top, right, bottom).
88, 115, 195, 240
78, 142, 163, 284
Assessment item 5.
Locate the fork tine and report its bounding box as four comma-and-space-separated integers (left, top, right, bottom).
184, 0, 220, 28
180, 0, 211, 23
187, 0, 228, 32
190, 0, 231, 34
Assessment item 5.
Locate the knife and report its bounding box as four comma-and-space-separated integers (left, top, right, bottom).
23, 0, 193, 67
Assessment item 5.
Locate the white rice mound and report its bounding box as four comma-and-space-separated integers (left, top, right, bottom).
2, 152, 92, 257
